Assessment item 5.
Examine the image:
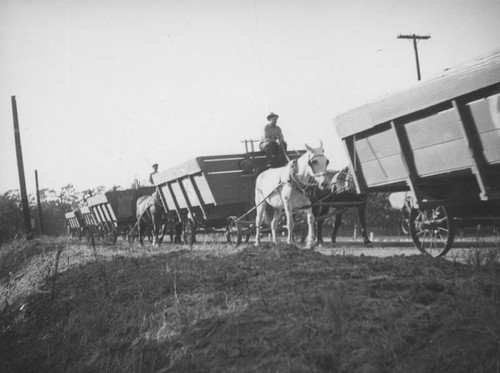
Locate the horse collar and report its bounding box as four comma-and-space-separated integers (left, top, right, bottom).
289, 159, 315, 194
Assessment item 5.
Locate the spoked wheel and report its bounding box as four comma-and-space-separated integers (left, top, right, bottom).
183, 219, 196, 246
226, 216, 250, 246
409, 205, 455, 257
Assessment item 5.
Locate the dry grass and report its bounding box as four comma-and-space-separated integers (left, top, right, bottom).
1, 237, 500, 372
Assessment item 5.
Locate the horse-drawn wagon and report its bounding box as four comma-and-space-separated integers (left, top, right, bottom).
152, 149, 306, 245
65, 209, 84, 238
334, 49, 500, 257
85, 187, 155, 242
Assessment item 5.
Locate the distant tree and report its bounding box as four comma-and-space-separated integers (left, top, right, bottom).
366, 193, 401, 235
0, 190, 24, 243
324, 193, 403, 237
0, 184, 127, 241
59, 184, 81, 210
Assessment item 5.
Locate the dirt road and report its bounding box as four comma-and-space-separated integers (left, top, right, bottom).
312, 236, 500, 264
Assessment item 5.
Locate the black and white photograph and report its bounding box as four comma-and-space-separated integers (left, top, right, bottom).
1, 0, 500, 372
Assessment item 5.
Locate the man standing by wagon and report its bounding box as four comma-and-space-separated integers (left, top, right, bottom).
259, 112, 287, 168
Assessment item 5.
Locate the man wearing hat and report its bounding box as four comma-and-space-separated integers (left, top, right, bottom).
149, 163, 159, 185
259, 112, 287, 168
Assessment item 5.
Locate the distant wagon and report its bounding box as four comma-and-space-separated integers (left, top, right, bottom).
334, 49, 500, 257
152, 148, 306, 244
85, 187, 155, 242
65, 209, 84, 238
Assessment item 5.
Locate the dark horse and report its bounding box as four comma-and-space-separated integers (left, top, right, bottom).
136, 192, 165, 246
312, 167, 372, 246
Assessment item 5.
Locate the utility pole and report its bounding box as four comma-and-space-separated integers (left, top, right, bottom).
397, 33, 431, 81
11, 96, 32, 237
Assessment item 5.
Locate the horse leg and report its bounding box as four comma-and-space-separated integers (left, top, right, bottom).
358, 203, 372, 246
271, 208, 282, 244
158, 222, 166, 244
255, 203, 265, 246
138, 220, 144, 247
331, 213, 342, 246
304, 207, 315, 249
316, 205, 327, 245
153, 217, 161, 247
175, 222, 182, 243
283, 200, 294, 245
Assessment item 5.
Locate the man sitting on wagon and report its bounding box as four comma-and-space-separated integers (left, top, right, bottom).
259, 112, 287, 168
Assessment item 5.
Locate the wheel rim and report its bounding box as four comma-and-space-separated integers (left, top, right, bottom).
409, 205, 454, 257
226, 217, 238, 244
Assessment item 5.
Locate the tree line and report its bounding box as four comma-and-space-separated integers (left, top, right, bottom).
0, 184, 111, 244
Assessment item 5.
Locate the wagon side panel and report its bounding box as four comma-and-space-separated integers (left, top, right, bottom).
354, 127, 408, 187
404, 108, 472, 177
468, 92, 500, 165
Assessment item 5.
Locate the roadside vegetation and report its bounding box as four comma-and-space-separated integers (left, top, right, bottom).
1, 236, 499, 372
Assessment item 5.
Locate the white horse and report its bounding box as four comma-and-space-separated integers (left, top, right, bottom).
255, 142, 330, 248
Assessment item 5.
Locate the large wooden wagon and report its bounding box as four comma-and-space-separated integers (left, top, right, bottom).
334, 49, 500, 257
86, 187, 155, 242
152, 149, 305, 244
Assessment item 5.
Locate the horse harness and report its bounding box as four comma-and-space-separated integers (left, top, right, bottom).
287, 158, 319, 199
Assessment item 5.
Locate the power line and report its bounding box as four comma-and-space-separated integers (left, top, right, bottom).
397, 33, 431, 81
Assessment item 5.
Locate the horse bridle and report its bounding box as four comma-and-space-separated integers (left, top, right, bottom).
288, 153, 329, 196
307, 153, 329, 178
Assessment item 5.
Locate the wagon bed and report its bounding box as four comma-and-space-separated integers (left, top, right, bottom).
65, 210, 84, 238
334, 48, 500, 256
86, 187, 155, 241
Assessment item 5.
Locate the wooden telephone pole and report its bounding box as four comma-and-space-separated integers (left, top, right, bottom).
11, 96, 32, 237
397, 33, 431, 81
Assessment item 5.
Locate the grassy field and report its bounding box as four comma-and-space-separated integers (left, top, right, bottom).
1, 236, 499, 372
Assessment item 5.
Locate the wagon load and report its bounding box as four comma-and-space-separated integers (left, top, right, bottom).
334, 48, 500, 257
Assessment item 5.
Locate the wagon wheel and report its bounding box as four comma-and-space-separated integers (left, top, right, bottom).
409, 205, 455, 258
183, 219, 196, 246
110, 231, 118, 244
226, 217, 251, 246
291, 214, 307, 243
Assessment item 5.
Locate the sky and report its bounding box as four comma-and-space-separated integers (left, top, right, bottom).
1, 0, 500, 194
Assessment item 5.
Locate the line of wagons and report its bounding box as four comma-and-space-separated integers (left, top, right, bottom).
66, 48, 500, 258
64, 148, 314, 246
